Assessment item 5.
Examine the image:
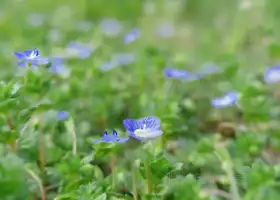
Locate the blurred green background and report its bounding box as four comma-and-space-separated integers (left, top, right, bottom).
1, 0, 280, 199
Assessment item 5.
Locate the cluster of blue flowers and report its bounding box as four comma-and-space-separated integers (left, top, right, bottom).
93, 116, 163, 143
13, 47, 163, 143
13, 32, 280, 144
164, 64, 280, 109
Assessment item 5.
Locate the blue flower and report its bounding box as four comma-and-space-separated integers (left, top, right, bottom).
184, 73, 204, 81
47, 29, 61, 42
264, 65, 280, 84
99, 61, 116, 72
99, 18, 123, 37
76, 20, 92, 32
99, 53, 135, 72
66, 42, 93, 59
124, 29, 140, 44
164, 67, 189, 79
156, 22, 174, 38
49, 57, 70, 75
57, 111, 69, 120
93, 130, 129, 144
164, 67, 203, 81
200, 63, 221, 75
14, 48, 49, 68
26, 13, 45, 27
123, 116, 163, 140
211, 91, 238, 108
113, 53, 135, 66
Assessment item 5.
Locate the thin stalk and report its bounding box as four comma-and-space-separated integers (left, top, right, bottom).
25, 167, 46, 200
71, 129, 77, 156
111, 156, 117, 190
38, 132, 46, 183
215, 148, 241, 200
144, 159, 152, 195
226, 163, 241, 200
65, 118, 77, 156
24, 63, 31, 86
132, 166, 138, 200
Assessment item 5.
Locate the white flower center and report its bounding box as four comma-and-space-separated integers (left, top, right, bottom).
268, 71, 280, 83
142, 124, 147, 129
29, 51, 38, 59
134, 129, 150, 138
220, 96, 232, 105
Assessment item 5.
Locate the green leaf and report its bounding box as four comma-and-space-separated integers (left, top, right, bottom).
18, 101, 53, 122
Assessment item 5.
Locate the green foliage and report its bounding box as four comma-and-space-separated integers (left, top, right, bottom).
1, 0, 280, 199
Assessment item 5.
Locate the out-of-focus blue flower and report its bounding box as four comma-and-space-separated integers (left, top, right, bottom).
57, 111, 69, 120
200, 63, 221, 75
123, 116, 163, 140
66, 42, 93, 59
99, 18, 123, 36
76, 20, 92, 32
14, 48, 49, 68
49, 57, 70, 76
184, 73, 204, 81
100, 53, 135, 72
100, 61, 116, 72
93, 130, 129, 144
26, 13, 45, 27
156, 22, 174, 38
164, 67, 189, 79
164, 67, 203, 81
47, 29, 61, 42
124, 29, 140, 44
211, 91, 238, 108
264, 65, 280, 84
113, 53, 135, 66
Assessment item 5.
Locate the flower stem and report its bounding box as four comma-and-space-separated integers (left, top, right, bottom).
38, 132, 46, 183
24, 63, 31, 87
25, 167, 46, 200
65, 118, 77, 156
144, 159, 152, 195
111, 156, 117, 190
132, 166, 138, 200
215, 148, 241, 200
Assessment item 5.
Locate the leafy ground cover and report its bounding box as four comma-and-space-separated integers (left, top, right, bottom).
1, 0, 280, 199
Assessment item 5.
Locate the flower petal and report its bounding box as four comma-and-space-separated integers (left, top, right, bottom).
23, 49, 34, 57
124, 29, 140, 44
77, 50, 92, 59
123, 119, 142, 132
112, 130, 118, 136
17, 60, 27, 68
57, 111, 69, 120
14, 52, 26, 60
67, 42, 92, 59
37, 57, 49, 64
139, 116, 161, 130
131, 130, 163, 140
156, 22, 174, 38
264, 66, 280, 84
113, 53, 135, 66
117, 137, 129, 143
163, 67, 189, 79
211, 92, 238, 108
100, 61, 116, 71
92, 139, 102, 144
101, 135, 118, 143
